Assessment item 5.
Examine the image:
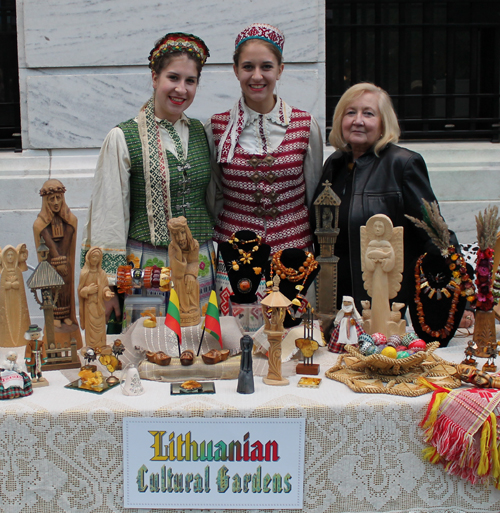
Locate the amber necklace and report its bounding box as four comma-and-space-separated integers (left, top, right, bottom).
414, 253, 461, 339
269, 250, 318, 307
227, 233, 262, 273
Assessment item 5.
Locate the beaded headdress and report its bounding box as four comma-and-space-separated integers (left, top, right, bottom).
148, 32, 210, 70
235, 23, 285, 53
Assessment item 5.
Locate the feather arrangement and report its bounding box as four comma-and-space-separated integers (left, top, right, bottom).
475, 206, 500, 251
405, 199, 450, 255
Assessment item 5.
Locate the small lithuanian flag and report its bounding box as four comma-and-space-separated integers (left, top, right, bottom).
164, 288, 182, 344
203, 290, 222, 347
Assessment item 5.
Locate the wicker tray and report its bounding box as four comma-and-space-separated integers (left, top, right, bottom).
344, 341, 440, 376
325, 351, 461, 397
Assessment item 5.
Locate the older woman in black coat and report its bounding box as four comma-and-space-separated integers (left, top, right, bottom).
313, 83, 467, 334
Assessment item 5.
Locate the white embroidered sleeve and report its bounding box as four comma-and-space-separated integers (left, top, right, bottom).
81, 127, 131, 284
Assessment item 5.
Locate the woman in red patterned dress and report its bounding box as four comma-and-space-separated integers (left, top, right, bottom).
205, 23, 323, 253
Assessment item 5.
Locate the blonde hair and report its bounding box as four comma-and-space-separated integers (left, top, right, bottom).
329, 83, 400, 156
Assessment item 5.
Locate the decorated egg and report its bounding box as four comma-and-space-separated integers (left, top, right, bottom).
376, 344, 387, 353
387, 335, 402, 348
408, 339, 426, 352
359, 341, 373, 355
397, 350, 410, 359
381, 346, 397, 358
365, 345, 378, 356
371, 332, 387, 346
401, 332, 419, 347
358, 333, 374, 346
395, 345, 407, 352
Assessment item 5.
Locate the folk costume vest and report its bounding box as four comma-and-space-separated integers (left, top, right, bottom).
119, 118, 213, 246
211, 107, 313, 252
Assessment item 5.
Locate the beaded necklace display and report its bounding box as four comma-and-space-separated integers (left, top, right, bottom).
227, 233, 262, 271
414, 247, 474, 339
269, 250, 318, 307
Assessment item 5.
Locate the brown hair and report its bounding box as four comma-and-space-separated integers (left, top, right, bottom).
151, 50, 203, 79
233, 39, 283, 67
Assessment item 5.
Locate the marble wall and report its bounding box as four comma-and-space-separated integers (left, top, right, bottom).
18, 0, 325, 149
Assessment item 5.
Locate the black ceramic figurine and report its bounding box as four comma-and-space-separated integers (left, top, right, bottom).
237, 335, 254, 394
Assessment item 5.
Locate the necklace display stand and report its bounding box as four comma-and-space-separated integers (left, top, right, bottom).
409, 250, 467, 347
219, 230, 271, 304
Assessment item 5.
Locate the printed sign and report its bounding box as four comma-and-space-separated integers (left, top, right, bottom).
123, 418, 305, 509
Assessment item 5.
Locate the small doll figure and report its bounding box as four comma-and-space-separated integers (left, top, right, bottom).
461, 340, 477, 366
483, 345, 498, 373
237, 335, 254, 394
328, 296, 365, 353
4, 351, 21, 372
24, 324, 48, 385
111, 339, 126, 372
81, 347, 96, 367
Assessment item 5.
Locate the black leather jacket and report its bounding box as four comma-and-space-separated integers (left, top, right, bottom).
314, 143, 452, 309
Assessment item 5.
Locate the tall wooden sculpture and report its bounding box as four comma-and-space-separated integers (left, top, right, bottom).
313, 181, 341, 332
360, 214, 404, 337
78, 247, 115, 349
0, 245, 31, 347
261, 276, 291, 386
33, 179, 82, 348
167, 217, 201, 327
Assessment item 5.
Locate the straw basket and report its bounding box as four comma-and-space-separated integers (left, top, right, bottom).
344, 341, 440, 376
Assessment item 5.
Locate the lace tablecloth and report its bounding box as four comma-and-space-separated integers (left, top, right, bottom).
1, 341, 499, 513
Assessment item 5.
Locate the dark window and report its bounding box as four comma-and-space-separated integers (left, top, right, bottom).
326, 0, 500, 141
0, 0, 21, 151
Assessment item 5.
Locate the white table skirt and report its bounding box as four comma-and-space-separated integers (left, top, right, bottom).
0, 338, 499, 513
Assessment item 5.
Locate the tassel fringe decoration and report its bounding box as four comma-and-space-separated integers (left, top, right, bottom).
419, 377, 500, 487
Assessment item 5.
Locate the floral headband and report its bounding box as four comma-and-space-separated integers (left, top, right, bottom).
148, 32, 210, 69
40, 184, 66, 196
235, 23, 285, 53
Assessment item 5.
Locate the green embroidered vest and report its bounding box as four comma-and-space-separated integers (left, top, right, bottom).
118, 118, 214, 247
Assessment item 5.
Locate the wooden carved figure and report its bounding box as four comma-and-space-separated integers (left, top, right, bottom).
78, 247, 114, 348
34, 179, 82, 347
24, 324, 48, 386
167, 217, 201, 327
261, 275, 291, 386
360, 214, 404, 337
0, 245, 31, 347
313, 181, 341, 333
